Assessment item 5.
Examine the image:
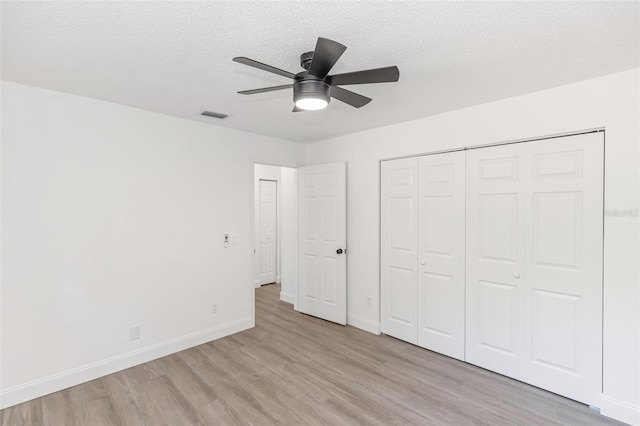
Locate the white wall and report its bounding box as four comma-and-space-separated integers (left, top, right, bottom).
304, 68, 640, 425
0, 81, 303, 408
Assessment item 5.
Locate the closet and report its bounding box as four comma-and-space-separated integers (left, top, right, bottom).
381, 131, 604, 406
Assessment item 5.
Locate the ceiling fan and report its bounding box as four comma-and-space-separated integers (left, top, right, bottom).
233, 37, 400, 112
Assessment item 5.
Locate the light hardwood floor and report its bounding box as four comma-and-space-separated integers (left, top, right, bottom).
1, 283, 623, 425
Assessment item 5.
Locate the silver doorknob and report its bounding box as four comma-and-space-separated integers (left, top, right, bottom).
336, 248, 344, 254
513, 273, 521, 279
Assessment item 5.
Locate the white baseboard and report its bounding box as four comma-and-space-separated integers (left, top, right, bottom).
275, 275, 281, 283
600, 395, 640, 425
347, 313, 381, 335
280, 291, 294, 304
0, 318, 252, 410
254, 279, 261, 288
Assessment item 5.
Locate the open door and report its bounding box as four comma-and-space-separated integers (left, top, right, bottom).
297, 162, 347, 325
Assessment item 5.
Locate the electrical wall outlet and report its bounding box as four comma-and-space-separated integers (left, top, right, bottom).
212, 302, 219, 314
129, 325, 140, 341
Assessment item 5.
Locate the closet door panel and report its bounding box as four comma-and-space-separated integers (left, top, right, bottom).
524, 132, 603, 405
381, 158, 418, 343
465, 133, 603, 406
417, 151, 466, 360
465, 144, 527, 379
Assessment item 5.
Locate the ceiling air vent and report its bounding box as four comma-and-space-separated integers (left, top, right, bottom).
200, 110, 228, 119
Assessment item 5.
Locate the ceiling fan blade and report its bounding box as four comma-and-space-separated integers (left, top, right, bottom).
307, 37, 347, 79
330, 86, 371, 108
329, 66, 399, 86
233, 57, 296, 79
238, 84, 293, 95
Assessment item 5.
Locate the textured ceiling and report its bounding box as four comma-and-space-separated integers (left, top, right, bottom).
2, 1, 639, 143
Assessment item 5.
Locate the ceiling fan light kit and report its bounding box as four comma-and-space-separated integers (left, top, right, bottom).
233, 37, 399, 112
293, 79, 331, 110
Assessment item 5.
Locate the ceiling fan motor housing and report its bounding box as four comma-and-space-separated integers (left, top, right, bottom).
300, 51, 314, 70
293, 73, 331, 105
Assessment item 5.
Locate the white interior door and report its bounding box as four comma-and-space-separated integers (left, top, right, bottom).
258, 180, 277, 285
417, 152, 466, 360
381, 158, 418, 343
466, 132, 604, 405
298, 162, 346, 325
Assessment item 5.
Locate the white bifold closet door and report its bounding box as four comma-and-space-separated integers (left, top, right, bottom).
381, 157, 419, 343
465, 132, 604, 405
381, 152, 466, 359
417, 152, 465, 360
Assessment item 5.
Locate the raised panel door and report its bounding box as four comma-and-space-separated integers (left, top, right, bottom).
381, 157, 418, 343
417, 151, 466, 360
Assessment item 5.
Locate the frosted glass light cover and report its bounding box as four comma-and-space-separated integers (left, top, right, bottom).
295, 97, 328, 110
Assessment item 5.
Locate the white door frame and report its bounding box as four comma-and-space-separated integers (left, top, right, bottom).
250, 160, 300, 327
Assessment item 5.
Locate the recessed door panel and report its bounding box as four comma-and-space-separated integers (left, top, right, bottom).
532, 289, 580, 373
479, 157, 518, 181
390, 197, 416, 251
424, 164, 453, 183
534, 150, 583, 179
478, 193, 518, 263
533, 192, 582, 269
323, 196, 337, 243
389, 168, 415, 186
423, 196, 453, 256
420, 272, 454, 336
390, 267, 415, 324
303, 173, 317, 187
304, 255, 317, 299
303, 196, 317, 241
478, 280, 517, 355
324, 171, 337, 187
323, 257, 337, 305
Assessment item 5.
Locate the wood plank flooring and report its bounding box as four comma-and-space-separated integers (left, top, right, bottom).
1, 283, 623, 425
